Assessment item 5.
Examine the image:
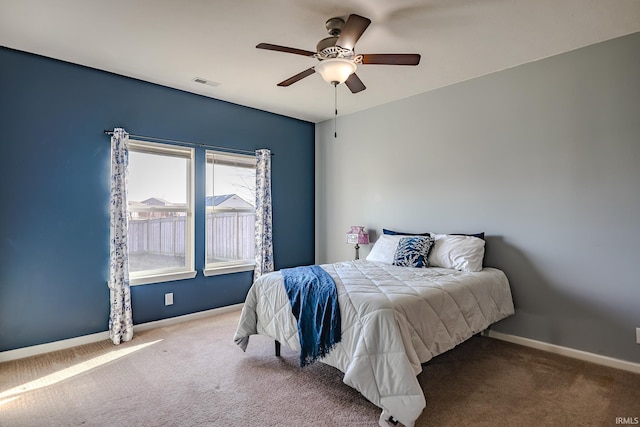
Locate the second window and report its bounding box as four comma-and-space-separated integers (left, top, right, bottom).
205, 150, 257, 275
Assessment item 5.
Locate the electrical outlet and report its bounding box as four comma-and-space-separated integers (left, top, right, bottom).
165, 293, 173, 306
636, 327, 640, 345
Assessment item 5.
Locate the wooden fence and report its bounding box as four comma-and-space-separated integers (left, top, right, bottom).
129, 216, 186, 256
206, 211, 255, 262
129, 211, 255, 262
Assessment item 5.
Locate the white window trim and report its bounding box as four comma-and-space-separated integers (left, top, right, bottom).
203, 262, 255, 277
128, 139, 195, 285
130, 270, 197, 286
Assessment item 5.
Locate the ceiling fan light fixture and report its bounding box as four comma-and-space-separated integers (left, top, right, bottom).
315, 58, 357, 85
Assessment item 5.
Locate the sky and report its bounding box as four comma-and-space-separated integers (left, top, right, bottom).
128, 152, 255, 205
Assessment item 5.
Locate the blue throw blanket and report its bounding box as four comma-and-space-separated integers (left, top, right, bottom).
282, 265, 341, 367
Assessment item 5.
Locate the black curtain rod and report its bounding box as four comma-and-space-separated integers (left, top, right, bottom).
103, 130, 273, 156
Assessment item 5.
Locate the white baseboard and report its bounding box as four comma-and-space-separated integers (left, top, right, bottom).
0, 331, 112, 364
0, 304, 243, 363
484, 330, 640, 374
132, 303, 243, 333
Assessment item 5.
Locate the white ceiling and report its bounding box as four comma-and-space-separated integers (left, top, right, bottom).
2, 0, 639, 123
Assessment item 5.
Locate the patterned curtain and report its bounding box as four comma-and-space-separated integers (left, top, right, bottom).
254, 149, 274, 279
108, 128, 133, 345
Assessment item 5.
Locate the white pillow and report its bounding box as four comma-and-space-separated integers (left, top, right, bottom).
365, 235, 407, 264
427, 234, 485, 272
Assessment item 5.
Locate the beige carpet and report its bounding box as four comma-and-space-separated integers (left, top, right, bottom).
1, 310, 638, 426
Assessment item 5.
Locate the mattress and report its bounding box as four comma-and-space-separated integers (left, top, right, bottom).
234, 260, 515, 426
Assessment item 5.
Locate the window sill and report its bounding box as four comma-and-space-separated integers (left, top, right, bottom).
130, 270, 197, 286
203, 263, 254, 277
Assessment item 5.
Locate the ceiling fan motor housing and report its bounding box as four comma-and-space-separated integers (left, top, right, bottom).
325, 17, 345, 36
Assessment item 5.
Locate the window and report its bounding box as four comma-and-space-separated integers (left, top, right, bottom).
127, 140, 195, 285
205, 150, 256, 276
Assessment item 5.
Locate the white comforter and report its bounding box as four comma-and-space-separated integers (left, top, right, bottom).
234, 260, 515, 426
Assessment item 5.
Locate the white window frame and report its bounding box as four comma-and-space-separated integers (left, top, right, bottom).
128, 140, 196, 285
204, 150, 256, 277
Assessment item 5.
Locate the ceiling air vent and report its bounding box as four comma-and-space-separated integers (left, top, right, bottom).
192, 77, 220, 87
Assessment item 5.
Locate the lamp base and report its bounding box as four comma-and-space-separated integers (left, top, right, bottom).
354, 243, 360, 260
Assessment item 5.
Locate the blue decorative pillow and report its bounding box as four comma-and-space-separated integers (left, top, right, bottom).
393, 236, 435, 268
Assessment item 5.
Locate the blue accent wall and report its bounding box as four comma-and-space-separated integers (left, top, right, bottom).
0, 47, 315, 352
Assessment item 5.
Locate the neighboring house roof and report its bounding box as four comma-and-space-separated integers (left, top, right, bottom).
141, 197, 172, 206
207, 194, 233, 206
129, 198, 186, 209
206, 194, 253, 208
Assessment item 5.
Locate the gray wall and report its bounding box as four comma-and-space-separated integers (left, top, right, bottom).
315, 32, 640, 363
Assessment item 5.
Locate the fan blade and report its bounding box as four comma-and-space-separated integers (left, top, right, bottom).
336, 14, 371, 51
257, 43, 316, 57
361, 54, 421, 65
277, 68, 316, 87
345, 73, 366, 93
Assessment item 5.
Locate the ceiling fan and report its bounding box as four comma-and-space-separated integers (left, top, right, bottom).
257, 14, 421, 94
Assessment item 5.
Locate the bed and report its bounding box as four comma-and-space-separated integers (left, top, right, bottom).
234, 233, 515, 427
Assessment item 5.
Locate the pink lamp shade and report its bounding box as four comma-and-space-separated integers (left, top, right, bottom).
346, 226, 369, 245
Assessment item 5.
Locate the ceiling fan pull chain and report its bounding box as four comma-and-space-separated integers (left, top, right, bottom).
334, 82, 338, 138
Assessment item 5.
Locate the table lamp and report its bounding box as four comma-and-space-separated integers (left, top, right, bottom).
346, 226, 369, 260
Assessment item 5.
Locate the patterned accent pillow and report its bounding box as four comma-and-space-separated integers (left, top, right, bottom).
393, 236, 435, 268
